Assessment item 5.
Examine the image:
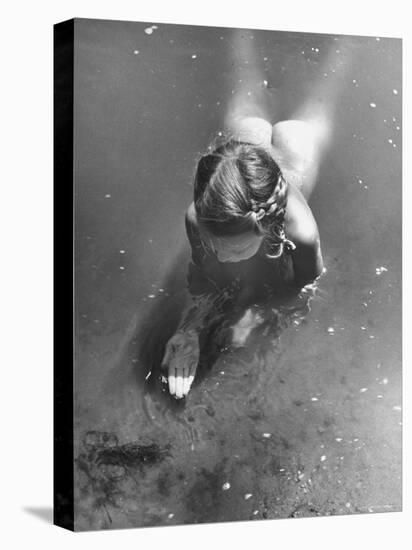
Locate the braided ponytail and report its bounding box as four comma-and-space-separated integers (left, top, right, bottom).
194, 138, 293, 259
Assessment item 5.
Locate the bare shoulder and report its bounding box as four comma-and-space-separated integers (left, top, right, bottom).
285, 184, 320, 246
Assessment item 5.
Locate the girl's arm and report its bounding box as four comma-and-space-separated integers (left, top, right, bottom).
285, 185, 324, 288
162, 206, 234, 399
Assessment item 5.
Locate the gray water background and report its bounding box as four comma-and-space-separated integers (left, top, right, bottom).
73, 19, 401, 530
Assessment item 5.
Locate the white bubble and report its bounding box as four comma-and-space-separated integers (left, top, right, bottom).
144, 27, 153, 35
360, 388, 368, 393
393, 89, 398, 95
262, 433, 271, 438
320, 455, 327, 462
244, 493, 252, 500
191, 54, 197, 59
222, 482, 231, 491
104, 193, 111, 198
369, 102, 377, 108
133, 50, 139, 55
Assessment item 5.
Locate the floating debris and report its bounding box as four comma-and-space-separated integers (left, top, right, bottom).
167, 513, 174, 519
133, 50, 139, 55
148, 294, 155, 298
382, 378, 389, 385
104, 193, 111, 198
327, 327, 335, 334
360, 388, 368, 393
369, 102, 377, 108
119, 266, 125, 271
345, 502, 351, 508
144, 27, 154, 35
253, 510, 259, 515
191, 54, 197, 59
244, 493, 252, 500
262, 433, 271, 438
377, 394, 383, 399
119, 249, 125, 254
335, 437, 343, 442
222, 482, 231, 491
393, 89, 398, 95
311, 397, 319, 402
320, 455, 327, 462
393, 405, 401, 411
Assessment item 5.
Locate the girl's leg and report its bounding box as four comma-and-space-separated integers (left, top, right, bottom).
223, 29, 273, 147
222, 31, 353, 201
271, 44, 353, 200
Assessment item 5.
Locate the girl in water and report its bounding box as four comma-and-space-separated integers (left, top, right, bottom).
161, 34, 348, 399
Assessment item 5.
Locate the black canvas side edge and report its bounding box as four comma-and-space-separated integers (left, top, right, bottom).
53, 18, 75, 531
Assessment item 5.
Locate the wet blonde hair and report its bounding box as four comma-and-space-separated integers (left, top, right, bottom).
193, 138, 292, 259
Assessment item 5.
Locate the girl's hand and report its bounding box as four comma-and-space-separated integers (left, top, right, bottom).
161, 330, 200, 399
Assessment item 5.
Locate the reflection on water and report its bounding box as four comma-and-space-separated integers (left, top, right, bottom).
73, 20, 401, 530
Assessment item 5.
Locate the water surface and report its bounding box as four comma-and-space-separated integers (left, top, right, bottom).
73, 19, 401, 530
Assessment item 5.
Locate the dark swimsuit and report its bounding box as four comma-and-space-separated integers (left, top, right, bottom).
185, 213, 296, 301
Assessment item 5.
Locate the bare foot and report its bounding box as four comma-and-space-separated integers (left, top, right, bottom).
161, 331, 200, 399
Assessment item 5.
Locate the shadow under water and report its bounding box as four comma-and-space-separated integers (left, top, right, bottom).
74, 247, 321, 530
